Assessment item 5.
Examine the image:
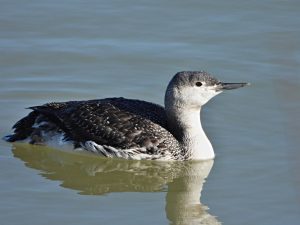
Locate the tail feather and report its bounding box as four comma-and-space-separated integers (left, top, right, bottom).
5, 111, 39, 142
2, 135, 15, 142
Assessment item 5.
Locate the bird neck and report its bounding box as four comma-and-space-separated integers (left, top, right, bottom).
165, 105, 215, 160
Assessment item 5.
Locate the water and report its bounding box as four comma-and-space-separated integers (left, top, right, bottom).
0, 0, 299, 224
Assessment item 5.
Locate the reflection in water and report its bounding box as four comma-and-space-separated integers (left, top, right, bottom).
12, 143, 220, 225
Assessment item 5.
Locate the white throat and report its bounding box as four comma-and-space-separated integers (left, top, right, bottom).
181, 108, 215, 160
166, 106, 215, 160
165, 81, 221, 160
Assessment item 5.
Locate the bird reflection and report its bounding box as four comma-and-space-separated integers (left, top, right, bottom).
12, 143, 220, 225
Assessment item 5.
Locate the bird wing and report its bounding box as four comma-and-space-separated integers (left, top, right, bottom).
28, 98, 179, 155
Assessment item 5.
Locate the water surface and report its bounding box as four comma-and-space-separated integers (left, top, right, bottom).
1, 0, 300, 224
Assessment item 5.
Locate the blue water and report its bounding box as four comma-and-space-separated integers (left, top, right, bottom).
1, 0, 299, 224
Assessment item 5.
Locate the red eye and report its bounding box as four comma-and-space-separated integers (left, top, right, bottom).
195, 82, 202, 87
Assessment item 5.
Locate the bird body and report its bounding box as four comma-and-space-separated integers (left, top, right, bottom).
4, 71, 249, 160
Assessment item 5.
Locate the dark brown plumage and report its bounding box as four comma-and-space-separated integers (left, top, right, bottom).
6, 98, 183, 160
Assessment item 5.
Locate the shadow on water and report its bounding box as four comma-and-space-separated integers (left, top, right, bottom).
12, 143, 220, 225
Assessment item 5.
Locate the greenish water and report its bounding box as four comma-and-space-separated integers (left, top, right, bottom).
1, 0, 300, 224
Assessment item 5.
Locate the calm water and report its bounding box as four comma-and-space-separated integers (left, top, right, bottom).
1, 0, 299, 224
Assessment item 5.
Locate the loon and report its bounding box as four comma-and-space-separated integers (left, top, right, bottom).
4, 71, 249, 160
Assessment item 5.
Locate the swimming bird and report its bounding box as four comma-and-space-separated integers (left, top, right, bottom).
4, 71, 249, 160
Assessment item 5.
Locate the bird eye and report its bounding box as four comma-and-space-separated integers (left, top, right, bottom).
195, 82, 202, 87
